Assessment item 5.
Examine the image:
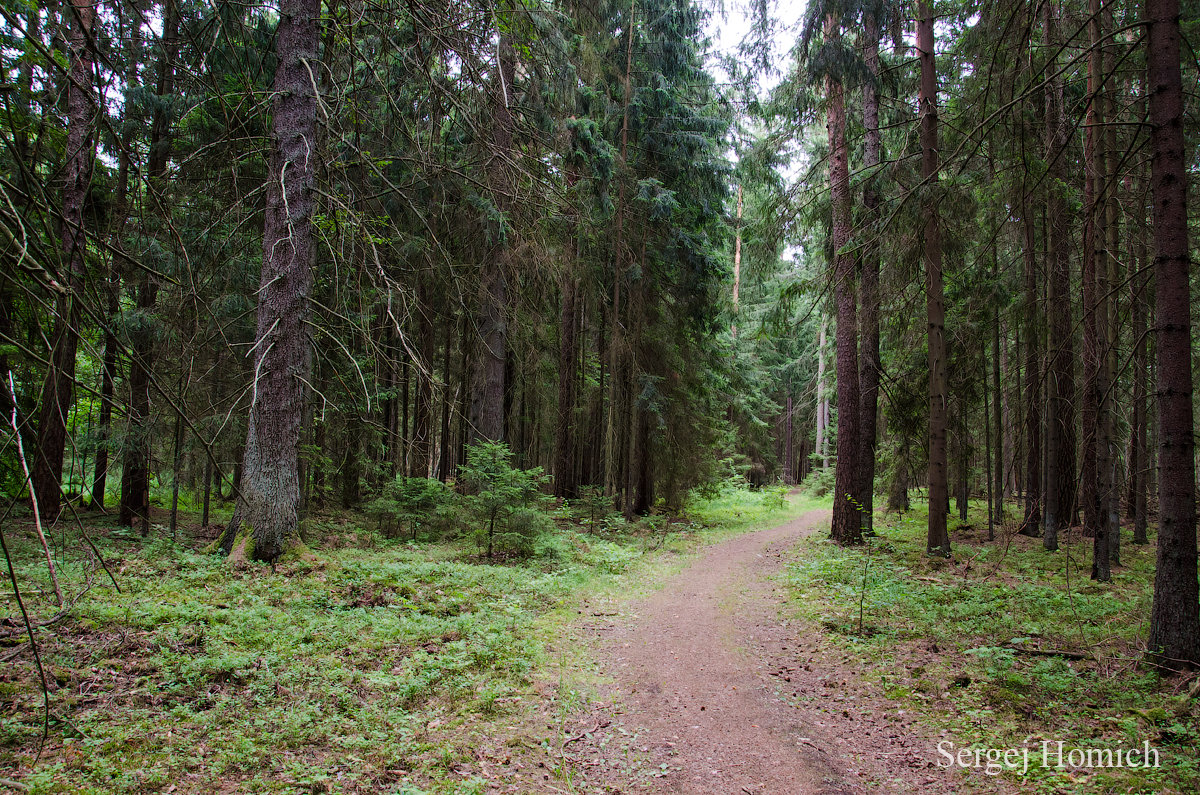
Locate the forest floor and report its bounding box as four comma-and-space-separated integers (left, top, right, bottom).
0, 491, 1197, 794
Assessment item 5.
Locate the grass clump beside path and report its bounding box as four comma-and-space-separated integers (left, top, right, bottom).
783, 498, 1200, 794
0, 483, 811, 794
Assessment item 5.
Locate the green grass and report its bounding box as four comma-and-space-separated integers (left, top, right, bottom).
782, 496, 1200, 794
0, 484, 815, 794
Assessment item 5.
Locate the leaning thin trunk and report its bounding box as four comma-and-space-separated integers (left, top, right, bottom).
411, 274, 435, 477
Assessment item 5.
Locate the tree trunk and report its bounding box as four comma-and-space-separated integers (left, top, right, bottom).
1018, 201, 1041, 538
470, 31, 516, 445
784, 393, 794, 485
411, 274, 435, 477
555, 275, 579, 498
1042, 0, 1076, 549
219, 0, 320, 563
857, 12, 882, 535
816, 317, 827, 469
919, 0, 949, 557
825, 15, 861, 547
1145, 0, 1198, 668
1102, 6, 1121, 569
201, 454, 212, 528
1085, 0, 1110, 581
400, 355, 409, 474
91, 276, 118, 509
437, 307, 454, 482
732, 185, 743, 338
1130, 168, 1150, 545
456, 314, 471, 469
168, 411, 183, 536
93, 6, 143, 512
956, 407, 968, 523
32, 0, 96, 517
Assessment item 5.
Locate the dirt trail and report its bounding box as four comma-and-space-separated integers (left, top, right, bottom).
578, 510, 854, 794
550, 509, 1000, 795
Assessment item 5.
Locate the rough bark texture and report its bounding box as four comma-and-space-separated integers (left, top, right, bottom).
221, 0, 319, 563
1041, 0, 1076, 549
32, 0, 95, 517
1086, 0, 1110, 581
554, 277, 579, 498
856, 14, 882, 535
1145, 0, 1198, 668
825, 16, 861, 547
919, 0, 949, 557
469, 32, 516, 445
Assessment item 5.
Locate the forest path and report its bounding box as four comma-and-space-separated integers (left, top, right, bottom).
563, 509, 858, 794
548, 508, 992, 795
594, 509, 851, 793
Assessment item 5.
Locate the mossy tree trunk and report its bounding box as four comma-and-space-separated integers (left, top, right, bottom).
219, 0, 320, 564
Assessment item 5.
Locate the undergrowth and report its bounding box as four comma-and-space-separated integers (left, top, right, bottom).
0, 481, 809, 794
784, 497, 1200, 794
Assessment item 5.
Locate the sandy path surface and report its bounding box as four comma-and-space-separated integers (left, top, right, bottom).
498, 508, 1015, 794
576, 510, 857, 794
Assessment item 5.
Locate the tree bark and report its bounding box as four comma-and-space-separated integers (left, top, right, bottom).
857, 12, 882, 535
825, 14, 861, 547
918, 0, 949, 556
816, 317, 826, 469
1085, 0, 1110, 581
554, 275, 579, 498
437, 305, 454, 482
1102, 2, 1121, 569
470, 31, 516, 445
32, 0, 96, 517
1018, 195, 1041, 538
1145, 0, 1198, 668
219, 0, 320, 563
1130, 168, 1150, 545
1041, 0, 1076, 549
